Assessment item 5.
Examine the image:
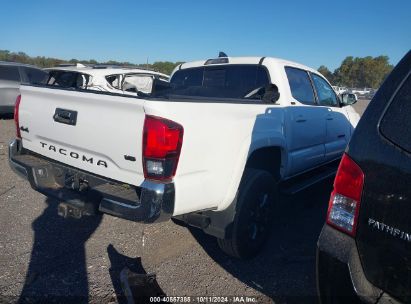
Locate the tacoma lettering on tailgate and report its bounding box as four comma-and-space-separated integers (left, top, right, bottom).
40, 142, 108, 168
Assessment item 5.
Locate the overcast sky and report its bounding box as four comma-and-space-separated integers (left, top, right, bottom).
1, 0, 410, 70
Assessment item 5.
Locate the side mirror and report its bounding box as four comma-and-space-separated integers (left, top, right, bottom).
340, 93, 358, 106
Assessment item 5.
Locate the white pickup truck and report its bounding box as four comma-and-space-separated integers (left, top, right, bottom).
9, 55, 360, 259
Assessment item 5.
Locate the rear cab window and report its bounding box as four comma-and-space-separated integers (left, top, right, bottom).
380, 73, 411, 153
285, 67, 315, 105
166, 65, 270, 100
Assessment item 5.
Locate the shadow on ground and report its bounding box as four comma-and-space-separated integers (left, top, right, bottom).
17, 199, 167, 304
16, 179, 332, 303
189, 178, 333, 304
18, 198, 103, 303
107, 245, 167, 304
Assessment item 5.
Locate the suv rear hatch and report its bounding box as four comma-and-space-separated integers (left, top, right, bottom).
350, 52, 411, 302
18, 85, 146, 186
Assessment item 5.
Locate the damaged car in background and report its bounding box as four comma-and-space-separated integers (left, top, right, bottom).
45, 63, 170, 95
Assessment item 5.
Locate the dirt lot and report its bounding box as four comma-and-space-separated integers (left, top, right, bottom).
0, 101, 370, 303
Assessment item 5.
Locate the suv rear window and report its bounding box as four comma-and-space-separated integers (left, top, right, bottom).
168, 65, 270, 100
0, 65, 20, 81
380, 73, 411, 153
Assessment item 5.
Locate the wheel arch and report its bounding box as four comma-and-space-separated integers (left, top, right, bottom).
218, 139, 286, 212
245, 146, 284, 181
197, 144, 285, 240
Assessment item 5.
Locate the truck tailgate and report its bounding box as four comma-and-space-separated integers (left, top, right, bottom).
19, 85, 146, 186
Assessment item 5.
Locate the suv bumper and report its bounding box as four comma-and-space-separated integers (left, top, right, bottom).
9, 139, 174, 223
317, 225, 402, 304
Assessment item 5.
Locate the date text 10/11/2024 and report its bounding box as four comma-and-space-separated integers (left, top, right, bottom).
149, 296, 259, 303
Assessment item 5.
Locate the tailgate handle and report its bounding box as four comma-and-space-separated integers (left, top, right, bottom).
53, 108, 77, 126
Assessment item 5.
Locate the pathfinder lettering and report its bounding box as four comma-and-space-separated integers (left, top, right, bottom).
40, 142, 108, 168
368, 218, 411, 242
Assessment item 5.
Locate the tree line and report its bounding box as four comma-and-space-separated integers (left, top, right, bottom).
318, 55, 393, 89
0, 50, 183, 75
0, 50, 393, 87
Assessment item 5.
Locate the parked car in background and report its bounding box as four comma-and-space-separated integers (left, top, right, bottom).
0, 62, 48, 114
332, 86, 348, 95
349, 87, 373, 97
45, 64, 169, 95
317, 50, 411, 303
9, 54, 359, 259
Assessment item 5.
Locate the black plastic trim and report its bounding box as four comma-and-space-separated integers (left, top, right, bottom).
53, 108, 78, 126
317, 225, 401, 304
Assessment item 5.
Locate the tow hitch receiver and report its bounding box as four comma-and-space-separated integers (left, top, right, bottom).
58, 202, 87, 219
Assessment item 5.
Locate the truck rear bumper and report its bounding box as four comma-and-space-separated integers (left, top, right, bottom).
9, 139, 174, 223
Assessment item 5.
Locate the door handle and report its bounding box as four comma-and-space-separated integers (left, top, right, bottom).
326, 114, 333, 120
326, 117, 334, 120
296, 115, 306, 123
338, 134, 345, 138
53, 108, 78, 126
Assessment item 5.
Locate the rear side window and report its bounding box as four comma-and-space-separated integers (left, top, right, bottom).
47, 71, 90, 89
285, 67, 315, 105
23, 67, 48, 84
0, 65, 20, 81
380, 74, 411, 153
106, 74, 122, 89
169, 65, 270, 100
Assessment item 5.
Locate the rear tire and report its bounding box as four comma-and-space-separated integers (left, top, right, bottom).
217, 169, 278, 259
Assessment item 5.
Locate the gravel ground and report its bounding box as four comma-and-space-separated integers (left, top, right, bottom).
353, 98, 371, 117
0, 100, 370, 304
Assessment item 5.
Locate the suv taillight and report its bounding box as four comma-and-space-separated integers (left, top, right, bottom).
14, 95, 21, 139
142, 115, 183, 181
326, 153, 364, 236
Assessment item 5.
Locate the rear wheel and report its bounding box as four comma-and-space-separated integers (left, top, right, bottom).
217, 169, 278, 259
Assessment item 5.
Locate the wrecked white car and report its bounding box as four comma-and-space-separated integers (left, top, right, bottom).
45, 64, 169, 95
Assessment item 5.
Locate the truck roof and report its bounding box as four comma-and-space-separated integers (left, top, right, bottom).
179, 56, 319, 74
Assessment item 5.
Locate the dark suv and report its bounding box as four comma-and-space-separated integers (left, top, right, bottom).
317, 50, 411, 304
0, 62, 48, 114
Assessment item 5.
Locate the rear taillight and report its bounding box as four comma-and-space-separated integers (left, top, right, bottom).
14, 95, 21, 139
326, 153, 364, 236
142, 115, 183, 181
